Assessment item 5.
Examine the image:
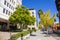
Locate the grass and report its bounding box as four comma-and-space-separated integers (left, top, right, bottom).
11, 30, 30, 40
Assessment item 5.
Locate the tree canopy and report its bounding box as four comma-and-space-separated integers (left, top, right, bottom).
9, 5, 35, 30
38, 9, 56, 27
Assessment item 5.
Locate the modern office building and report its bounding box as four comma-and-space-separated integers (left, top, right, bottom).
28, 8, 37, 29
0, 0, 22, 30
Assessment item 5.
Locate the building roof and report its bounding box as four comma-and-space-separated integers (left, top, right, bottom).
29, 8, 34, 10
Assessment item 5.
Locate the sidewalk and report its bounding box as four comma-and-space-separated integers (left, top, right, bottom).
25, 30, 57, 40
0, 32, 10, 40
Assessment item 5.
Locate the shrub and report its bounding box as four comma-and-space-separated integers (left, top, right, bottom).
32, 28, 36, 32
38, 25, 42, 29
11, 31, 30, 40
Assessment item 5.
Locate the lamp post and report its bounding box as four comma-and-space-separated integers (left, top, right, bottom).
55, 0, 60, 23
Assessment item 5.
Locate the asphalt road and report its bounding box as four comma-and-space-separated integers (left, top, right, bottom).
50, 33, 60, 40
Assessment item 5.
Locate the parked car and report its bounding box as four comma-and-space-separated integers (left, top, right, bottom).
51, 23, 60, 33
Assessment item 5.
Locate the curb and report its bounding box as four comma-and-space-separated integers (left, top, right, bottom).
17, 34, 30, 40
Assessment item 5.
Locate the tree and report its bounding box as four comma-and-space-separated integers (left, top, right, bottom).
38, 9, 43, 17
38, 9, 56, 34
9, 5, 35, 31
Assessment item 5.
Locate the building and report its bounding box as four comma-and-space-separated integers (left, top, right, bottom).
0, 0, 22, 30
28, 8, 37, 29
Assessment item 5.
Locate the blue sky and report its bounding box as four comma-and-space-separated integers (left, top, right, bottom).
22, 0, 59, 23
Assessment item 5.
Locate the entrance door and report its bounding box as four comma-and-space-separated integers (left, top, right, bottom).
0, 22, 7, 30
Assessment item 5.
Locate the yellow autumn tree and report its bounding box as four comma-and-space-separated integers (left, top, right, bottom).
38, 10, 56, 27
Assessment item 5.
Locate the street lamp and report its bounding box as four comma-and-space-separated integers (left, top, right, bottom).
55, 0, 60, 23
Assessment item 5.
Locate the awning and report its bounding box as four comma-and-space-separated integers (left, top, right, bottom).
0, 18, 10, 23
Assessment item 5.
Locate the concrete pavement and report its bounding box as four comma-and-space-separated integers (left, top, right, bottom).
25, 30, 57, 40
0, 31, 18, 40
0, 32, 10, 40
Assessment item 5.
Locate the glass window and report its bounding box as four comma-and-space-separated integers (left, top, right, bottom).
3, 8, 5, 13
7, 3, 9, 7
32, 12, 34, 16
9, 5, 11, 8
12, 7, 14, 10
12, 0, 13, 3
10, 0, 11, 2
32, 12, 34, 15
8, 11, 10, 15
10, 6, 12, 10
4, 0, 6, 5
13, 2, 15, 5
13, 7, 14, 10
6, 10, 8, 14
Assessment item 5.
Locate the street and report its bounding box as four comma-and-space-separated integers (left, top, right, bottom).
25, 30, 60, 40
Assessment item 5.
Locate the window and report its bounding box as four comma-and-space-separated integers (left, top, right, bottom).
11, 6, 12, 10
13, 2, 15, 5
32, 12, 34, 16
32, 12, 34, 15
8, 11, 10, 15
12, 0, 13, 3
9, 4, 11, 8
3, 8, 5, 13
12, 7, 14, 10
4, 0, 6, 5
7, 3, 9, 7
6, 10, 8, 14
13, 7, 14, 10
10, 0, 11, 2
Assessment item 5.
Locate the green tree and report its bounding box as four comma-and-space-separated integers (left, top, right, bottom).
9, 5, 35, 31
38, 9, 43, 17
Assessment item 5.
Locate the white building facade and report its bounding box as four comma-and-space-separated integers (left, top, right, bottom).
28, 8, 37, 29
0, 0, 22, 30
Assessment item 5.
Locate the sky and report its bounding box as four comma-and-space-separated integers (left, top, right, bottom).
22, 0, 59, 24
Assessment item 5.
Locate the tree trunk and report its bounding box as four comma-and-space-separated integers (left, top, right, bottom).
47, 27, 48, 35
47, 27, 49, 36
20, 23, 23, 40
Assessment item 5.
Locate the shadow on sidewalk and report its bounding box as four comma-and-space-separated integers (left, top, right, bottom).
41, 32, 60, 37
30, 34, 36, 36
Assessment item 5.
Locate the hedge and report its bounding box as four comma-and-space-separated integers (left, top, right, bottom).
11, 30, 30, 40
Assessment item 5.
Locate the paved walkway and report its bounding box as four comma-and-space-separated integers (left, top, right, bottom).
25, 30, 57, 40
0, 32, 10, 40
0, 31, 18, 40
